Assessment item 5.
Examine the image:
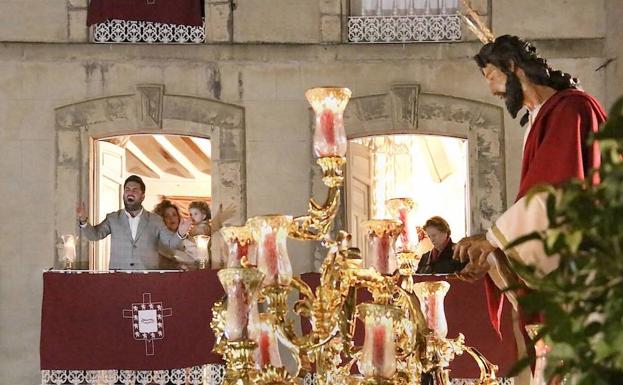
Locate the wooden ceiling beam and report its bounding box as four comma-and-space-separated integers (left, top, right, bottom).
191, 137, 212, 160
129, 136, 194, 179
125, 140, 166, 177
125, 149, 160, 179
165, 135, 212, 175
153, 135, 205, 179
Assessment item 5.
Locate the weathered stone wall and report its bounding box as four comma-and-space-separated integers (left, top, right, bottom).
605, 0, 623, 109
0, 0, 617, 383
0, 40, 607, 384
54, 86, 246, 263
492, 0, 606, 39
0, 0, 609, 44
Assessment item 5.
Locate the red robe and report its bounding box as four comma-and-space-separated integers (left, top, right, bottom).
486, 88, 607, 337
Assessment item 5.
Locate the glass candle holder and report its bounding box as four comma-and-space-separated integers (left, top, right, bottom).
386, 198, 417, 253
361, 219, 402, 275
220, 226, 256, 268
247, 215, 293, 287
217, 268, 265, 341
413, 281, 450, 338
357, 303, 403, 379
194, 235, 210, 269
60, 234, 76, 269
250, 313, 283, 369
305, 87, 352, 158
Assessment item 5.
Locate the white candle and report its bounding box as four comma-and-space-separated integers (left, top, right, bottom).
195, 235, 210, 262
62, 235, 76, 262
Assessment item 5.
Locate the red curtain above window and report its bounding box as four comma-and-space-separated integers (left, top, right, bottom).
87, 0, 204, 26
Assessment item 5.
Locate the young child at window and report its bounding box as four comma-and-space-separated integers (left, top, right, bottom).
188, 201, 237, 237
188, 201, 212, 237
188, 201, 236, 269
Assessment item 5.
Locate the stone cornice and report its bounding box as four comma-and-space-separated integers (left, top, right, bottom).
0, 38, 606, 63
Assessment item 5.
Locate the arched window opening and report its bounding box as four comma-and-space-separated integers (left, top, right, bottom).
347, 134, 469, 254
92, 134, 212, 270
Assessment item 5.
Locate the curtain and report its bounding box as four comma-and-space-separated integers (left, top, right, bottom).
87, 0, 204, 26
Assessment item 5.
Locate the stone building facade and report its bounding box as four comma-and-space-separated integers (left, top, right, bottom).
0, 0, 621, 383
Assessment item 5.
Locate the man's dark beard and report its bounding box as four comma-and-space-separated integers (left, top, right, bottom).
504, 72, 524, 118
124, 198, 142, 212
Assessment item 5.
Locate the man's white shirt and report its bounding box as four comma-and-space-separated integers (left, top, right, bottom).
124, 208, 143, 240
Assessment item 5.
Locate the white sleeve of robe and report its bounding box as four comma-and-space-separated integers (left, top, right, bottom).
484, 192, 560, 298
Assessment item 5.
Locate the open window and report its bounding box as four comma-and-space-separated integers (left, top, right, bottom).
347, 134, 469, 253
91, 134, 212, 269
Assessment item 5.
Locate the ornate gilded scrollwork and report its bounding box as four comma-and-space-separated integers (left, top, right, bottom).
289, 156, 346, 241
211, 87, 502, 385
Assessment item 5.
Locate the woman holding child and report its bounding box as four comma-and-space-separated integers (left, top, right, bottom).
154, 199, 234, 269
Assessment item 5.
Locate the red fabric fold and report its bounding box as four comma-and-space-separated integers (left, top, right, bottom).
516, 88, 606, 200
87, 0, 204, 26
484, 275, 505, 339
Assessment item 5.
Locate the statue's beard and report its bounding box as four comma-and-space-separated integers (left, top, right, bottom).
504, 72, 524, 118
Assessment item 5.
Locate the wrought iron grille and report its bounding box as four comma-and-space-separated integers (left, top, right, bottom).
348, 14, 461, 43
41, 368, 514, 385
348, 0, 462, 43
92, 19, 205, 44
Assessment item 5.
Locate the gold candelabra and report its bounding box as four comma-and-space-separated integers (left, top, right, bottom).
211, 87, 500, 385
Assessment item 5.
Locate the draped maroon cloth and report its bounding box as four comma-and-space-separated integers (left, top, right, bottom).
299, 273, 516, 378
485, 88, 607, 337
40, 270, 224, 370
87, 0, 204, 26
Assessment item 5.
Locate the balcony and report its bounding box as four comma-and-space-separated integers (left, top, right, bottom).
87, 0, 205, 44
348, 0, 462, 43
92, 19, 205, 44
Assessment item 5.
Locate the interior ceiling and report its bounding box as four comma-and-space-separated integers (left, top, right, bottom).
106, 134, 212, 179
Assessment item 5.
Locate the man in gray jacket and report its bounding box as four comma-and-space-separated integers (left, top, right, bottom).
77, 175, 191, 270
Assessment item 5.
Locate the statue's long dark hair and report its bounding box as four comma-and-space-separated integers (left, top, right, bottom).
474, 35, 578, 91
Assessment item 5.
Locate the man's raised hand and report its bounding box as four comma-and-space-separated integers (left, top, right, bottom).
76, 202, 87, 223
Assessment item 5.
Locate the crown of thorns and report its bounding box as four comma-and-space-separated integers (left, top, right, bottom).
476, 35, 546, 69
